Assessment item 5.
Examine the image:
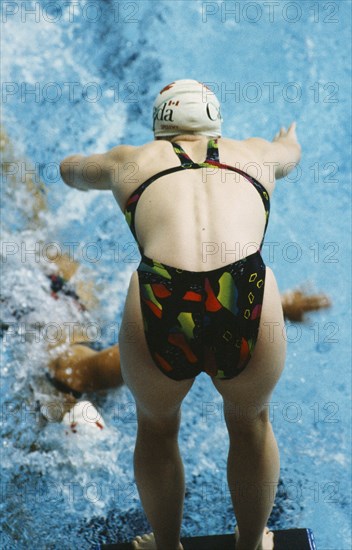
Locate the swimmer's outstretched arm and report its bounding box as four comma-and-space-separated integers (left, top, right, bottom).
60, 145, 134, 191
271, 121, 302, 179
246, 121, 301, 182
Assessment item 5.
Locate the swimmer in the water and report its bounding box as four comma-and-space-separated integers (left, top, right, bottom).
59, 79, 321, 549
43, 251, 124, 397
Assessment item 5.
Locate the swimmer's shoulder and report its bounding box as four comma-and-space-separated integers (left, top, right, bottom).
107, 140, 170, 163
109, 141, 176, 207
220, 136, 273, 152
218, 136, 277, 192
104, 144, 137, 163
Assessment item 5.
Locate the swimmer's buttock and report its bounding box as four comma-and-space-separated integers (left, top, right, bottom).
137, 251, 265, 380
124, 139, 270, 380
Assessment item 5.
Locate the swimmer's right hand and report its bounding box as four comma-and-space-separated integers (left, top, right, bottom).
60, 157, 89, 191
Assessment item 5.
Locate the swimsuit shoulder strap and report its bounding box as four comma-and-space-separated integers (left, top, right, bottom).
205, 138, 219, 162
171, 142, 193, 166
172, 138, 219, 166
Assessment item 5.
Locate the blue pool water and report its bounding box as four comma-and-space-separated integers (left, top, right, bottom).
1, 1, 351, 548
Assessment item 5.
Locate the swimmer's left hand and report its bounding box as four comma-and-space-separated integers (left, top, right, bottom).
273, 121, 299, 145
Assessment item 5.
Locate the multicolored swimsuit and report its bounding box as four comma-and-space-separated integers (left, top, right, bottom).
124, 139, 270, 381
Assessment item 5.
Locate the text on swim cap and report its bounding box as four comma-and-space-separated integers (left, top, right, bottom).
153, 100, 221, 130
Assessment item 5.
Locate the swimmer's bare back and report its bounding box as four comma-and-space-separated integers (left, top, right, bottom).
60, 124, 300, 272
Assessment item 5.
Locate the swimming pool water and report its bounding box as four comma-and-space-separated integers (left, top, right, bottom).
1, 1, 351, 548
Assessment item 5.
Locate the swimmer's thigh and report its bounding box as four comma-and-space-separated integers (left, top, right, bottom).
119, 272, 194, 423
212, 268, 286, 416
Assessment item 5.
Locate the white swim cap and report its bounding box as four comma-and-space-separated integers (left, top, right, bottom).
62, 400, 105, 433
153, 79, 222, 138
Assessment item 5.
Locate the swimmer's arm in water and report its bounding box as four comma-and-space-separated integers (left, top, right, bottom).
246, 122, 301, 182
60, 145, 135, 191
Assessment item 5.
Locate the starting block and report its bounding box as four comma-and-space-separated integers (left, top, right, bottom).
97, 528, 317, 550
